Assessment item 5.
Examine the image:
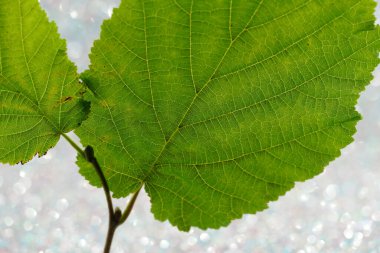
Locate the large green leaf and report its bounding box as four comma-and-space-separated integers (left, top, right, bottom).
0, 0, 88, 164
77, 0, 380, 231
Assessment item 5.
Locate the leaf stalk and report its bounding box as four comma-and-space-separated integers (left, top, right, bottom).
62, 134, 141, 253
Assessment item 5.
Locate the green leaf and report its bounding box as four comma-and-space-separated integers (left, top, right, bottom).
77, 153, 102, 187
0, 0, 89, 164
77, 0, 380, 231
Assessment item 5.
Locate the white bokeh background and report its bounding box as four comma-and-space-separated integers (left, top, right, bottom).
1, 1, 380, 252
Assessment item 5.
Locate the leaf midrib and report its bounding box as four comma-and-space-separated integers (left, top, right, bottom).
18, 0, 39, 103
141, 0, 265, 183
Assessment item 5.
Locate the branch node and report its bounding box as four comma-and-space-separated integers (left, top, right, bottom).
84, 145, 95, 162
114, 207, 122, 223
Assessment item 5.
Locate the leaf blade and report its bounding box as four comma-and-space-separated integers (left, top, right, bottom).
77, 0, 380, 230
0, 0, 88, 164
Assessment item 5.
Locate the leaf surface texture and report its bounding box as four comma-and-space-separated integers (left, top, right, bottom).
77, 0, 380, 230
0, 0, 88, 164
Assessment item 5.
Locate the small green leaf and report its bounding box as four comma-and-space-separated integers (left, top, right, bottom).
0, 0, 89, 164
77, 0, 380, 231
77, 153, 102, 187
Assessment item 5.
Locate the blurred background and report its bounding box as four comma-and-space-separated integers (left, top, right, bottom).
1, 0, 380, 252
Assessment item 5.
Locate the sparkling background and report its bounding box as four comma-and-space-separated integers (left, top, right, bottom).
1, 1, 380, 252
